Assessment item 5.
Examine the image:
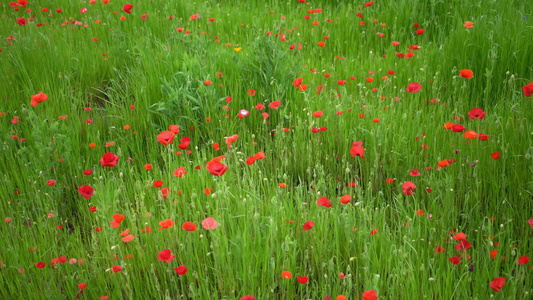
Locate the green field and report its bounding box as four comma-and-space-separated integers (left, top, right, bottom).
1, 0, 532, 299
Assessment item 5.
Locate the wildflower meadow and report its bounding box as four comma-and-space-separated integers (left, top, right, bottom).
1, 0, 533, 299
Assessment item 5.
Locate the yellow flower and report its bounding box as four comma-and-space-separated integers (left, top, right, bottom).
234, 47, 242, 52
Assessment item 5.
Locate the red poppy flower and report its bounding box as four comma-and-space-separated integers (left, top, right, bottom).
100, 152, 119, 167
112, 265, 122, 273
363, 0, 374, 7
173, 167, 186, 178
246, 157, 256, 165
167, 125, 179, 134
240, 296, 254, 300
406, 82, 422, 93
141, 225, 152, 233
386, 178, 394, 184
313, 111, 323, 118
225, 134, 239, 148
112, 215, 125, 226
317, 197, 332, 208
464, 21, 474, 28
295, 83, 308, 92
478, 133, 489, 141
454, 232, 466, 240
370, 228, 378, 236
434, 245, 445, 254
158, 249, 175, 263
269, 100, 281, 109
297, 276, 308, 284
182, 221, 197, 231
437, 159, 449, 168
350, 141, 364, 158
122, 4, 133, 13
340, 194, 351, 204
36, 262, 45, 269
490, 277, 505, 292
451, 124, 465, 132
281, 271, 292, 279
159, 219, 174, 230
402, 181, 416, 195
206, 156, 228, 176
303, 221, 314, 231
157, 131, 175, 146
160, 187, 170, 200
17, 17, 27, 26
523, 82, 533, 97
31, 92, 48, 107
362, 290, 378, 300
293, 78, 303, 88
415, 29, 425, 35
122, 234, 134, 243
209, 143, 219, 151
455, 240, 472, 252
78, 185, 94, 200
178, 137, 191, 150
518, 256, 530, 265
449, 256, 460, 265
409, 169, 421, 176
110, 214, 125, 228
464, 130, 478, 139
175, 265, 188, 275
467, 108, 485, 121
458, 69, 474, 79
254, 152, 266, 160
491, 152, 500, 160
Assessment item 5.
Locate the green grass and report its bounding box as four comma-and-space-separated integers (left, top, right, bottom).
1, 0, 532, 299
